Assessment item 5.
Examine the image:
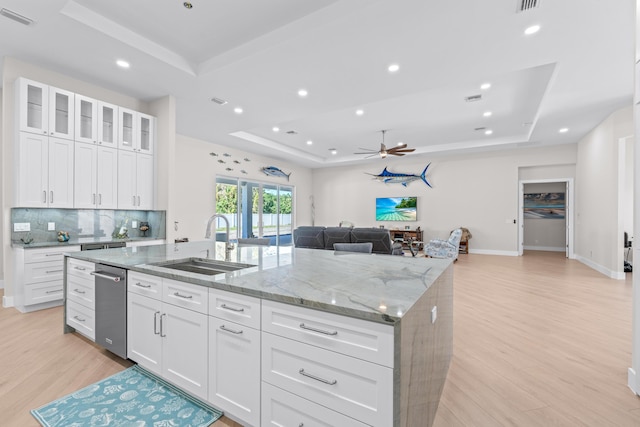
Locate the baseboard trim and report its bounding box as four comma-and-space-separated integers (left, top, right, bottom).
629, 368, 639, 395
2, 295, 14, 308
523, 246, 565, 252
575, 255, 625, 280
468, 249, 519, 256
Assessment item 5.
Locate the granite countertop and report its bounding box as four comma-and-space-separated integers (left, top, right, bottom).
13, 236, 165, 249
66, 240, 452, 324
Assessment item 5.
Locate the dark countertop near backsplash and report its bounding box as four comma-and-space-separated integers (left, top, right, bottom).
12, 236, 165, 249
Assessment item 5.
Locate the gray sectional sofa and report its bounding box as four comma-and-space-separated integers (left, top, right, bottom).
293, 226, 404, 255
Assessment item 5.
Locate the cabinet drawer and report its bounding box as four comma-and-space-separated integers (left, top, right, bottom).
262, 382, 369, 427
163, 279, 207, 314
262, 300, 394, 367
67, 274, 95, 309
67, 258, 95, 281
128, 271, 162, 299
209, 288, 260, 329
25, 245, 80, 263
262, 333, 393, 427
67, 300, 95, 340
24, 281, 64, 305
24, 261, 64, 284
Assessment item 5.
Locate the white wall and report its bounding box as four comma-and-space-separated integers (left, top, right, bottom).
311, 144, 578, 255
575, 106, 633, 277
172, 134, 313, 243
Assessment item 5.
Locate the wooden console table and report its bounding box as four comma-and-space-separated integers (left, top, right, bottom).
391, 229, 423, 250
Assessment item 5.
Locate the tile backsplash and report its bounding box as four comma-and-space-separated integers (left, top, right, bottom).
11, 208, 166, 244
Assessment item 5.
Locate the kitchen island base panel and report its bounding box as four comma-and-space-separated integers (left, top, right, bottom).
397, 263, 453, 427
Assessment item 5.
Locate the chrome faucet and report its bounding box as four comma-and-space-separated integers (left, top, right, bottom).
205, 214, 234, 261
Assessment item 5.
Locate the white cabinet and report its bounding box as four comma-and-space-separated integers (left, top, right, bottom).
119, 109, 154, 154
14, 246, 80, 312
74, 143, 118, 209
127, 273, 208, 400
75, 94, 97, 144
261, 300, 394, 427
66, 258, 96, 340
208, 289, 261, 426
98, 102, 118, 147
16, 133, 74, 208
118, 150, 154, 210
16, 78, 74, 140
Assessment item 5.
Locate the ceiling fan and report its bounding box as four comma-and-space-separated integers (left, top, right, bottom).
354, 130, 416, 158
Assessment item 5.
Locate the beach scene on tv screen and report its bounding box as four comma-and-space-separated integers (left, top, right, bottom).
376, 197, 417, 221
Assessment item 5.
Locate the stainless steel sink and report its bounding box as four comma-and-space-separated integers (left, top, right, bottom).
153, 258, 255, 276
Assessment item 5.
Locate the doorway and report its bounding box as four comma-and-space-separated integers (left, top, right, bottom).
518, 179, 574, 258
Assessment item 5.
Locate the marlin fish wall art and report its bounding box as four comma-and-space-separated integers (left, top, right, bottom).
368, 164, 432, 187
261, 166, 291, 181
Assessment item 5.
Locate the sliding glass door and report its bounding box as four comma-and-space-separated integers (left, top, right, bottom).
215, 177, 293, 246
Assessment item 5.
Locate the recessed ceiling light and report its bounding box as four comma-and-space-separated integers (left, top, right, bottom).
524, 25, 541, 35
485, 129, 493, 135
480, 82, 491, 90
355, 109, 364, 116
307, 140, 313, 145
272, 126, 279, 132
116, 59, 130, 69
483, 111, 493, 117
329, 148, 337, 155
298, 89, 308, 97
234, 107, 243, 114
388, 64, 400, 73
559, 127, 569, 133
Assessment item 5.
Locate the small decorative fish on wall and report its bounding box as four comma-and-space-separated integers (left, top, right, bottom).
261, 166, 291, 181
209, 152, 218, 157
241, 170, 248, 174
225, 167, 233, 171
233, 160, 241, 164
223, 153, 231, 157
368, 164, 432, 187
244, 158, 251, 162
218, 159, 226, 164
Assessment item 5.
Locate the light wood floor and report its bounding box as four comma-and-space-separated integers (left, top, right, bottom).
1, 251, 639, 426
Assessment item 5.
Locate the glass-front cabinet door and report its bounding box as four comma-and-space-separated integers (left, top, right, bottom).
75, 95, 97, 144
118, 108, 137, 151
138, 113, 154, 154
17, 78, 49, 135
49, 87, 75, 140
98, 102, 118, 146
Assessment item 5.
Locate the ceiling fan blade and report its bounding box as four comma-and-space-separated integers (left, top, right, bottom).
393, 143, 408, 149
389, 152, 406, 156
354, 151, 378, 154
365, 153, 379, 159
389, 148, 415, 153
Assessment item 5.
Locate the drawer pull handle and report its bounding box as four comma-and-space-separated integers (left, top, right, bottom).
220, 325, 243, 335
135, 282, 152, 288
220, 304, 244, 312
45, 269, 63, 274
298, 369, 337, 385
299, 323, 338, 336
160, 313, 166, 337
45, 253, 63, 257
73, 315, 86, 322
73, 289, 86, 294
46, 290, 62, 294
173, 292, 193, 299
154, 311, 161, 335
74, 266, 86, 271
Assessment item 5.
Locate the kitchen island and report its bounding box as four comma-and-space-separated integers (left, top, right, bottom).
64, 240, 453, 427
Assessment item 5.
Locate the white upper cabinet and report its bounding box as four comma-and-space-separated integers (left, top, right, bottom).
74, 95, 98, 144
74, 144, 118, 209
119, 108, 154, 154
118, 151, 154, 210
98, 102, 118, 147
16, 78, 75, 140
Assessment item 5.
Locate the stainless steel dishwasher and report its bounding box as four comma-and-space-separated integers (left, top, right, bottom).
92, 264, 127, 359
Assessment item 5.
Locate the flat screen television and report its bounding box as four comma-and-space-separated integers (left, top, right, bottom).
375, 197, 417, 221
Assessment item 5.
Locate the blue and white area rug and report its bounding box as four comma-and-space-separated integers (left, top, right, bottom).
31, 365, 222, 427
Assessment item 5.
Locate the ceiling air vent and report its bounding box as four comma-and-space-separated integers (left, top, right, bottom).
474, 127, 486, 131
0, 8, 34, 25
210, 97, 227, 105
517, 0, 540, 13
286, 130, 298, 135
465, 94, 482, 103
